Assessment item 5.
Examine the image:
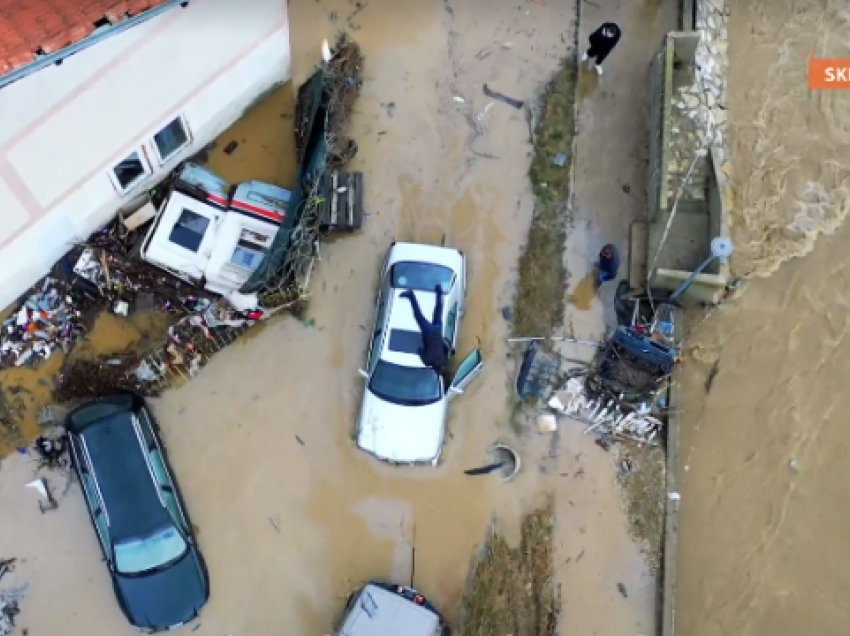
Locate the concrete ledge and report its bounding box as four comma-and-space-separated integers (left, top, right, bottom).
661, 311, 684, 636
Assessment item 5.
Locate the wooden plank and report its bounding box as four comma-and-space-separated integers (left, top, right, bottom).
330, 171, 339, 227
629, 221, 648, 289
319, 171, 365, 232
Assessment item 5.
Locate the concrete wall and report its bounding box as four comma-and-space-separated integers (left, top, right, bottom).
646, 32, 728, 303
0, 0, 291, 310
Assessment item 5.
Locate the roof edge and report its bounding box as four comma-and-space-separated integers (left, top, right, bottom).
0, 0, 188, 92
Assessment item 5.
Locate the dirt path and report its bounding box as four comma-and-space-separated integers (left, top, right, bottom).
551, 1, 678, 635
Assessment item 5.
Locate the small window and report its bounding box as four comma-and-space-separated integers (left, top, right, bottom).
109, 149, 152, 193
230, 241, 266, 272
151, 115, 190, 164
168, 209, 210, 252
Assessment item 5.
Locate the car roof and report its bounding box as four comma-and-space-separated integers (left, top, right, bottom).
80, 412, 170, 540
339, 584, 440, 636
381, 290, 437, 368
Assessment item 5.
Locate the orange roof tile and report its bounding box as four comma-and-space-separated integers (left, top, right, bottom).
0, 0, 173, 76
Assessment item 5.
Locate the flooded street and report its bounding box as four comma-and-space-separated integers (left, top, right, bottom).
677, 1, 850, 634
0, 1, 659, 635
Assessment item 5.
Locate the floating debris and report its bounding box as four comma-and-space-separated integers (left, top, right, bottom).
464, 462, 505, 476
551, 378, 665, 445
0, 277, 86, 369
32, 434, 69, 471
0, 580, 28, 636
483, 83, 525, 109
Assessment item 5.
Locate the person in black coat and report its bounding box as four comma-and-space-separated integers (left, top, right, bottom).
400, 285, 449, 372
582, 22, 622, 76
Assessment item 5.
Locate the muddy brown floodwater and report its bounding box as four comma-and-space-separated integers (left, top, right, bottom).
677, 1, 850, 635
0, 2, 657, 635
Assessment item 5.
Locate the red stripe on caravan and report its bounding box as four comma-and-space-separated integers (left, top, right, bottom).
230, 200, 284, 223
206, 193, 229, 208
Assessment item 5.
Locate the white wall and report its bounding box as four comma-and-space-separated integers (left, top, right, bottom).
0, 0, 291, 310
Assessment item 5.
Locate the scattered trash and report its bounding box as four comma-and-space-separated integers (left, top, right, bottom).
477, 102, 495, 122
552, 378, 664, 445
789, 458, 799, 471
501, 306, 512, 321
617, 582, 628, 598
32, 434, 69, 471
464, 462, 504, 476
321, 38, 333, 63
453, 95, 466, 104
25, 479, 47, 499
483, 83, 525, 109
0, 277, 86, 369
269, 515, 282, 533
553, 153, 567, 166
668, 492, 681, 501
595, 437, 612, 452
0, 580, 28, 636
223, 141, 239, 154
295, 436, 305, 446
548, 395, 565, 411
537, 412, 558, 433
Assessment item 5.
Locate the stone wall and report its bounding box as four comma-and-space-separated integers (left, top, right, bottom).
695, 0, 730, 202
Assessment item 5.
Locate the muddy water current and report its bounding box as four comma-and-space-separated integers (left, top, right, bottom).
677, 1, 850, 634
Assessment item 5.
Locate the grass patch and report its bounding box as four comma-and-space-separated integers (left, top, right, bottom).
512, 56, 578, 339
455, 498, 560, 636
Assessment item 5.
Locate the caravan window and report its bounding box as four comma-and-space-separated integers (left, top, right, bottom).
109, 149, 152, 194
151, 115, 191, 164
230, 240, 266, 272
168, 209, 210, 252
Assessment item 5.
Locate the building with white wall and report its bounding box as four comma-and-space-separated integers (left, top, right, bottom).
0, 0, 292, 310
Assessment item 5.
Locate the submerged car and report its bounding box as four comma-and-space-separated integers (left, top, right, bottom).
65, 393, 209, 633
356, 241, 483, 464
337, 581, 448, 636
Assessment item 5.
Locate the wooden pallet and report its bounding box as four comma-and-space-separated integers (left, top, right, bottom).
319, 171, 364, 233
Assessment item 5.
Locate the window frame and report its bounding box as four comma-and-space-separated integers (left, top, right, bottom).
108, 147, 153, 195
149, 113, 192, 165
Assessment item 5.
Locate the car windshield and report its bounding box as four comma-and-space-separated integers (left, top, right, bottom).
391, 262, 455, 293
369, 361, 442, 406
114, 524, 188, 575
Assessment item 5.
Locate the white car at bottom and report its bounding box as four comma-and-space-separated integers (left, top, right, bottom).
356, 242, 483, 464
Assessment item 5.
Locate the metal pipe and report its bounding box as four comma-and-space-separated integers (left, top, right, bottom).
507, 336, 600, 347
0, 0, 187, 91
669, 253, 717, 301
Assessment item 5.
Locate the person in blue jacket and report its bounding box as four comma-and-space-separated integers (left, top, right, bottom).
596, 244, 620, 288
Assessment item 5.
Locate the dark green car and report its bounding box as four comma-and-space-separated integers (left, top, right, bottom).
65, 393, 209, 633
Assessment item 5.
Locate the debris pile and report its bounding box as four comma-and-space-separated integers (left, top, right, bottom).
0, 278, 86, 368
54, 298, 255, 401
322, 32, 364, 169
32, 433, 70, 472
549, 378, 664, 445
0, 559, 27, 636
72, 220, 214, 317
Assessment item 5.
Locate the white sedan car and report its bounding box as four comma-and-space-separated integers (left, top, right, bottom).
356, 242, 483, 464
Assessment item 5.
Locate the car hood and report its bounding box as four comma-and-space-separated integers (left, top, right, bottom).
114, 549, 208, 631
357, 390, 447, 464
